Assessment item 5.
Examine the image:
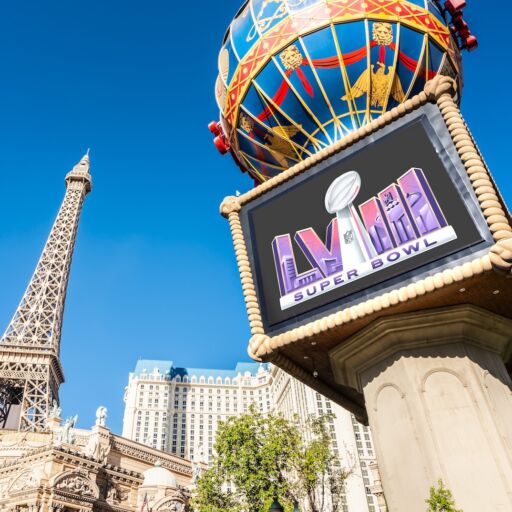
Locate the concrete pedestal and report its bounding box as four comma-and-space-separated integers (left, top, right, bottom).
329, 305, 512, 512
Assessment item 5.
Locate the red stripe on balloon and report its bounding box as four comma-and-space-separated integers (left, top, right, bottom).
295, 68, 314, 97
390, 43, 436, 79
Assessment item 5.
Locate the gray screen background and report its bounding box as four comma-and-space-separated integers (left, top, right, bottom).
241, 106, 492, 335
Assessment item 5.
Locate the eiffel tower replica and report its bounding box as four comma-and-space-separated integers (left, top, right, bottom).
0, 153, 92, 431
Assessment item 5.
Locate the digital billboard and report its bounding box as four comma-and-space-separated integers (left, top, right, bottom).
241, 105, 493, 335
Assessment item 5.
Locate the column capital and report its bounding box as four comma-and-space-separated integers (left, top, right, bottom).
329, 305, 512, 392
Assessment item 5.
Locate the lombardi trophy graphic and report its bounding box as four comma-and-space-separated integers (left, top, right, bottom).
325, 171, 376, 268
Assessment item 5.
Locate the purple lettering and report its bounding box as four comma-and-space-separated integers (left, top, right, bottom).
294, 219, 342, 277
306, 285, 317, 297
272, 235, 323, 296
387, 251, 400, 262
347, 269, 358, 280
402, 241, 420, 255
334, 275, 344, 285
371, 258, 384, 269
294, 292, 303, 302
424, 238, 438, 248
320, 281, 330, 291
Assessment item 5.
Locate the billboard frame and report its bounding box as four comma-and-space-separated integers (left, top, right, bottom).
220, 76, 512, 420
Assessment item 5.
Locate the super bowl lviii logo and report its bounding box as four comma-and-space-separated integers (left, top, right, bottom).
272, 169, 457, 310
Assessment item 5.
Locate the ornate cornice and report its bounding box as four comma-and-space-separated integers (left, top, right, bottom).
110, 438, 192, 476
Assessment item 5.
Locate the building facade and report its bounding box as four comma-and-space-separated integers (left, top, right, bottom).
122, 361, 272, 464
123, 360, 382, 511
0, 412, 195, 512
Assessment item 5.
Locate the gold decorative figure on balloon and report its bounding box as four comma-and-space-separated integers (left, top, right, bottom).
239, 112, 255, 133
342, 22, 405, 108
372, 21, 393, 46
280, 45, 304, 70
265, 125, 301, 167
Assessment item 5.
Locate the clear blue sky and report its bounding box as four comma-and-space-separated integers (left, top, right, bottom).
0, 1, 509, 433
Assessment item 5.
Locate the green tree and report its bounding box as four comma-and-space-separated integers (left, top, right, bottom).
192, 406, 351, 512
290, 414, 351, 512
425, 479, 462, 512
192, 464, 240, 512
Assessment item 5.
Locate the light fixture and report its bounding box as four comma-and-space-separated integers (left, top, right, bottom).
269, 499, 285, 512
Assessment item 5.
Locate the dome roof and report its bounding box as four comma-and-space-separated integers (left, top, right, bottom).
214, 0, 462, 184
142, 462, 177, 488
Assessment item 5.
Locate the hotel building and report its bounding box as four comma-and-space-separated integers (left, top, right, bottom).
123, 360, 380, 511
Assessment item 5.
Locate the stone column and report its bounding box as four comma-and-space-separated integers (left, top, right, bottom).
368, 462, 387, 512
329, 305, 512, 512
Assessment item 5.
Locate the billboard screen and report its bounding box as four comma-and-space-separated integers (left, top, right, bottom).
241, 105, 493, 335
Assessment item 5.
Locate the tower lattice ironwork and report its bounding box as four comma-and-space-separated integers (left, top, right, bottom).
0, 154, 92, 431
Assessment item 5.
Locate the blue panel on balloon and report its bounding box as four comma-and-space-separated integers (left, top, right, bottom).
215, 0, 461, 183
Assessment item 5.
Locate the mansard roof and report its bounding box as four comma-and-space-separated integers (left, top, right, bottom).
133, 359, 268, 380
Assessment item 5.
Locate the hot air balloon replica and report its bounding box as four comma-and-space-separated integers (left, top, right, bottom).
210, 0, 476, 184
